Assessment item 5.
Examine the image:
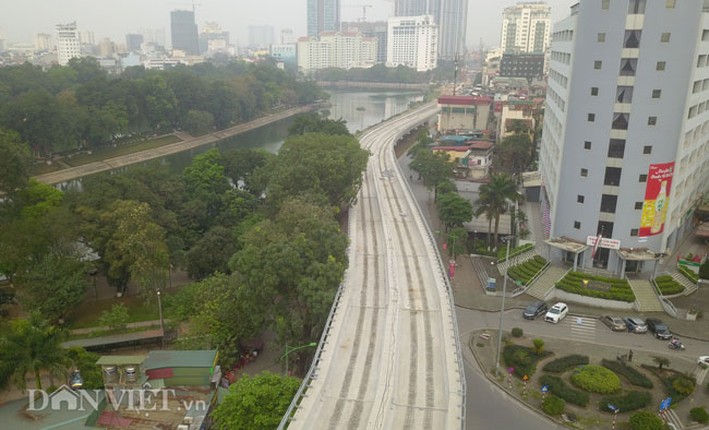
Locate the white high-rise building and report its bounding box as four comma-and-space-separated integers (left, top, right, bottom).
539, 0, 709, 275
35, 33, 53, 51
394, 0, 468, 60
386, 15, 437, 71
297, 31, 377, 72
500, 2, 551, 53
56, 22, 81, 65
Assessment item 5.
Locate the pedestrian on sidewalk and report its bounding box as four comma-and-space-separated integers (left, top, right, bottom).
628, 349, 633, 362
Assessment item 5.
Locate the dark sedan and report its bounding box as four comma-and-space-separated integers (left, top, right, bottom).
646, 318, 673, 340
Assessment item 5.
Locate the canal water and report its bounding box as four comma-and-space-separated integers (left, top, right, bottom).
55, 89, 424, 190
162, 89, 424, 172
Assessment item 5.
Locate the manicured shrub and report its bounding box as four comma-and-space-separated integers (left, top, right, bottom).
539, 375, 589, 407
511, 327, 524, 338
642, 364, 694, 403
654, 275, 686, 295
699, 260, 709, 280
541, 395, 565, 416
503, 344, 551, 378
507, 255, 548, 285
555, 271, 635, 302
543, 354, 589, 373
571, 365, 621, 394
691, 407, 709, 424
532, 338, 545, 355
673, 375, 696, 396
629, 410, 666, 430
679, 265, 700, 283
601, 359, 653, 388
599, 391, 651, 413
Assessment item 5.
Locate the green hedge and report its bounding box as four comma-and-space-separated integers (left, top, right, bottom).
598, 391, 652, 413
539, 374, 589, 407
543, 354, 589, 373
508, 255, 548, 286
653, 275, 685, 295
503, 345, 551, 378
601, 359, 653, 388
571, 365, 622, 394
541, 395, 565, 416
678, 265, 699, 284
555, 271, 635, 302
641, 365, 694, 404
498, 243, 534, 262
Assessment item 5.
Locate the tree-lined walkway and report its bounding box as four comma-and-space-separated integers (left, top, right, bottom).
34, 105, 314, 185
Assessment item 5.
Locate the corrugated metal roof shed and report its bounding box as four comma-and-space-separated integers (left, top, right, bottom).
141, 350, 218, 371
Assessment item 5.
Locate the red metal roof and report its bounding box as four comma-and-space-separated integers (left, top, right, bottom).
438, 95, 493, 106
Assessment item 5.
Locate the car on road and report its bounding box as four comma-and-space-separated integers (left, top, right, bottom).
523, 300, 548, 320
544, 302, 568, 324
623, 317, 648, 333
646, 318, 673, 340
600, 315, 627, 331
698, 356, 709, 366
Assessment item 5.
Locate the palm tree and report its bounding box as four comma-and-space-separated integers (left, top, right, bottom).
475, 173, 522, 249
0, 313, 68, 391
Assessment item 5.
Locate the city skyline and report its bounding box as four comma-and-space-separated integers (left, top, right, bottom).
1, 0, 574, 50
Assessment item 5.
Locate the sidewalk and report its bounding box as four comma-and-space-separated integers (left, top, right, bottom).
398, 156, 709, 343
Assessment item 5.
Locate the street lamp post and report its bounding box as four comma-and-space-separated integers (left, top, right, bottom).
281, 342, 317, 376
157, 289, 165, 348
495, 235, 514, 374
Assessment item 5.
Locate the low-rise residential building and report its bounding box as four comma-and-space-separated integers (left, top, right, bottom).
437, 95, 493, 133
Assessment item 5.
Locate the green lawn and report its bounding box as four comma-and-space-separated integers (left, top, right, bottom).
67, 292, 177, 329
30, 135, 183, 175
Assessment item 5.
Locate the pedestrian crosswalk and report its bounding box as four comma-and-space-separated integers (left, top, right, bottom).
692, 364, 709, 385
564, 316, 597, 342
660, 408, 684, 429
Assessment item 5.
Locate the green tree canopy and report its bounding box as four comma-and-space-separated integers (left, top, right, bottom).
410, 149, 454, 194
0, 127, 30, 194
232, 198, 348, 373
211, 372, 300, 430
475, 173, 522, 248
288, 112, 350, 136
628, 410, 666, 430
263, 132, 369, 212
0, 313, 68, 391
437, 192, 473, 230
494, 132, 535, 176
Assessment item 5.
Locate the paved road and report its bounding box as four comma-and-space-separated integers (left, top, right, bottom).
287, 103, 465, 429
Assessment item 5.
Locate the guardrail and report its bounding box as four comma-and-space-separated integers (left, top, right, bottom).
650, 277, 678, 319
279, 102, 454, 428
278, 257, 348, 429
395, 111, 467, 430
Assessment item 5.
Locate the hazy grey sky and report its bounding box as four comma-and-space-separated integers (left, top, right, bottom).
0, 0, 574, 48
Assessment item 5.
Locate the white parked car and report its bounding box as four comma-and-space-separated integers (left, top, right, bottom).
545, 302, 569, 324
698, 356, 709, 366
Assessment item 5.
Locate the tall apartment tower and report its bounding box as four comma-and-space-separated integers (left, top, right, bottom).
394, 0, 467, 60
307, 0, 341, 37
170, 9, 199, 54
539, 0, 709, 275
55, 22, 81, 66
500, 2, 551, 53
387, 15, 438, 71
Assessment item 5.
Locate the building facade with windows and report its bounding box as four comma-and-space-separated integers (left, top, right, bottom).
56, 22, 80, 66
387, 15, 437, 71
501, 2, 551, 54
297, 32, 377, 73
307, 0, 341, 37
170, 9, 199, 55
394, 0, 468, 60
539, 0, 709, 275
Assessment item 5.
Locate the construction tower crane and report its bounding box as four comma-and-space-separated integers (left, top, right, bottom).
343, 4, 373, 22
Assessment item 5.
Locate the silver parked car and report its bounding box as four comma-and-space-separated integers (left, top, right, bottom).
600, 315, 627, 331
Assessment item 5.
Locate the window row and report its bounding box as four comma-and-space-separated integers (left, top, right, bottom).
576, 194, 650, 214
582, 139, 652, 158
586, 112, 656, 128
688, 98, 709, 119
552, 29, 573, 42
594, 59, 666, 71
692, 78, 709, 94
549, 68, 568, 88
551, 50, 571, 65
577, 166, 650, 185
547, 87, 565, 112
602, 0, 675, 12
589, 87, 661, 100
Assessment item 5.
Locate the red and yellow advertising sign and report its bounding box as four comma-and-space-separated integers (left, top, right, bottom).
639, 162, 675, 238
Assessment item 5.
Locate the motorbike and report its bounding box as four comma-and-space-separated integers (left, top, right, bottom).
668, 340, 685, 350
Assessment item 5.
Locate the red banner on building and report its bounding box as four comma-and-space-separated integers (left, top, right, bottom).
639, 162, 675, 238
